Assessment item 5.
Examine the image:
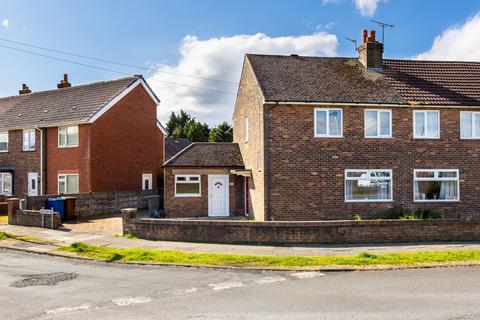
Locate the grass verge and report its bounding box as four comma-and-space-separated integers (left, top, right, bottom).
0, 231, 55, 244
58, 242, 480, 268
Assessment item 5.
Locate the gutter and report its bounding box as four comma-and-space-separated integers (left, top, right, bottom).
263, 101, 480, 109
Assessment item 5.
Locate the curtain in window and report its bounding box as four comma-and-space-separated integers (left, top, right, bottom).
329, 110, 341, 135
439, 181, 457, 200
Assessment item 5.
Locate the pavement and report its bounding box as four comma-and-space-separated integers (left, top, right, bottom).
2, 249, 480, 320
2, 218, 480, 257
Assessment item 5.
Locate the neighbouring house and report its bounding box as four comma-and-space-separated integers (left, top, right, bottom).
164, 29, 480, 221
0, 74, 165, 198
164, 137, 192, 161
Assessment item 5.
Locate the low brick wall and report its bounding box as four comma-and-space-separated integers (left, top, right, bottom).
7, 199, 60, 229
26, 189, 160, 218
123, 210, 480, 244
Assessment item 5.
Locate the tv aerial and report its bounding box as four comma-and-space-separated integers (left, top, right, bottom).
371, 20, 395, 44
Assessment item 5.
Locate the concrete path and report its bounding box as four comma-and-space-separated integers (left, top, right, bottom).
1, 222, 480, 256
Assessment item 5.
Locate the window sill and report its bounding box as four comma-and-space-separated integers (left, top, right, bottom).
58, 145, 79, 149
314, 135, 343, 139
175, 194, 202, 198
22, 149, 36, 152
413, 137, 440, 140
364, 136, 392, 139
414, 200, 460, 203
345, 200, 393, 203
0, 150, 9, 153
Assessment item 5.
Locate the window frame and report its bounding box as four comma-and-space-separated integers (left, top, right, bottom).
0, 172, 12, 195
413, 169, 460, 202
0, 131, 9, 153
142, 173, 153, 191
413, 110, 440, 139
344, 169, 393, 203
314, 108, 343, 138
460, 111, 480, 139
58, 125, 79, 148
364, 109, 392, 138
23, 129, 36, 151
58, 174, 79, 195
174, 174, 201, 197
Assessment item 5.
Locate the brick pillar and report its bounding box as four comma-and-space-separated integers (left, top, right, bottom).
121, 208, 137, 236
7, 198, 20, 225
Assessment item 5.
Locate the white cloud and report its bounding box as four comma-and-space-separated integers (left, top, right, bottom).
354, 0, 380, 17
417, 13, 480, 61
1, 19, 8, 29
150, 32, 338, 126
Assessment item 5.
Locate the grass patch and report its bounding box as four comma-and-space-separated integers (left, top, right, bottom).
0, 231, 54, 244
58, 242, 480, 268
0, 231, 10, 240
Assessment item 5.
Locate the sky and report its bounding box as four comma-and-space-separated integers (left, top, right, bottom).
1, 0, 480, 126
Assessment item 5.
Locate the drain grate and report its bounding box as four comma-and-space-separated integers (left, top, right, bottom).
11, 272, 79, 288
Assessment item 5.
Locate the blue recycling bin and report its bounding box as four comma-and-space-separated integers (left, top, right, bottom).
46, 198, 66, 221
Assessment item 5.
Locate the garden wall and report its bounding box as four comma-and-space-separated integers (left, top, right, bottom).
7, 198, 60, 229
26, 189, 160, 218
123, 209, 480, 244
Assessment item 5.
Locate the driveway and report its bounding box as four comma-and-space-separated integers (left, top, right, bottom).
62, 213, 124, 235
2, 250, 480, 320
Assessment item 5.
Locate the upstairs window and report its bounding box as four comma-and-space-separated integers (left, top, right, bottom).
414, 110, 439, 139
365, 109, 392, 138
244, 117, 249, 143
414, 169, 459, 202
314, 108, 343, 137
0, 131, 8, 152
175, 175, 201, 197
23, 129, 36, 151
0, 172, 12, 195
460, 111, 480, 139
345, 169, 392, 202
58, 126, 79, 147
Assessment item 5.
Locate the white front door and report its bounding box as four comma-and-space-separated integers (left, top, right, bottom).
208, 175, 229, 217
28, 172, 39, 196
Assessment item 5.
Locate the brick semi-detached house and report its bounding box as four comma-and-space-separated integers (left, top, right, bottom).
164, 29, 480, 221
0, 74, 165, 197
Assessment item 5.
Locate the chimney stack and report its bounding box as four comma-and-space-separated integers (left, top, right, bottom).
358, 29, 384, 70
57, 74, 71, 89
19, 84, 31, 95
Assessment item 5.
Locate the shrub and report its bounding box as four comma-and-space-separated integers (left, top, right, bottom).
354, 214, 363, 221
400, 209, 442, 220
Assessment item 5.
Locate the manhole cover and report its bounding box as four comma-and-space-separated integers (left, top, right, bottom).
11, 272, 79, 288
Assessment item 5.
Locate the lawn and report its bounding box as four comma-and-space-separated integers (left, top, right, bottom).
58, 242, 480, 269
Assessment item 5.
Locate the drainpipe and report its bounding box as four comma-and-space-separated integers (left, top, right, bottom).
244, 176, 248, 216
264, 105, 271, 221
35, 127, 43, 196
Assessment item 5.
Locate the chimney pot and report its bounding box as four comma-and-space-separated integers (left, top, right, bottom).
19, 84, 31, 95
362, 29, 368, 43
370, 30, 376, 42
57, 73, 71, 89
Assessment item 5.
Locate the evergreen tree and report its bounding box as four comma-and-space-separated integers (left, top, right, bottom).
209, 122, 233, 142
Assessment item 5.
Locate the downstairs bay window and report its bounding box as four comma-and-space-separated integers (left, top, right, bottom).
345, 169, 392, 202
414, 169, 459, 202
0, 173, 12, 195
175, 175, 201, 197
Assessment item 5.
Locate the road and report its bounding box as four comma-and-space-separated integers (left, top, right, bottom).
1, 249, 480, 320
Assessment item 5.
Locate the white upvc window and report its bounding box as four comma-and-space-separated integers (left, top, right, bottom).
414, 169, 459, 202
58, 174, 79, 194
0, 131, 8, 152
365, 109, 392, 138
345, 169, 393, 202
413, 110, 440, 139
23, 129, 36, 151
244, 117, 249, 143
142, 173, 153, 190
0, 172, 12, 195
314, 108, 343, 138
58, 125, 79, 148
175, 175, 201, 197
460, 111, 480, 139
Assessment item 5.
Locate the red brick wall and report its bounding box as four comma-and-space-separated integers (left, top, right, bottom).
266, 105, 480, 220
45, 125, 91, 194
0, 129, 41, 196
90, 84, 163, 192
164, 167, 244, 218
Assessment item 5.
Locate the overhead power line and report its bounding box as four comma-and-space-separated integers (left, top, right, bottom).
0, 37, 238, 85
0, 43, 236, 96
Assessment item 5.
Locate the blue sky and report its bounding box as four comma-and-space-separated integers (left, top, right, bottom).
1, 0, 480, 125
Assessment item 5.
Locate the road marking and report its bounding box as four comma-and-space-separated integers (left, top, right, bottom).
209, 281, 245, 291
45, 304, 91, 314
290, 272, 326, 279
255, 276, 287, 284
112, 296, 152, 306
